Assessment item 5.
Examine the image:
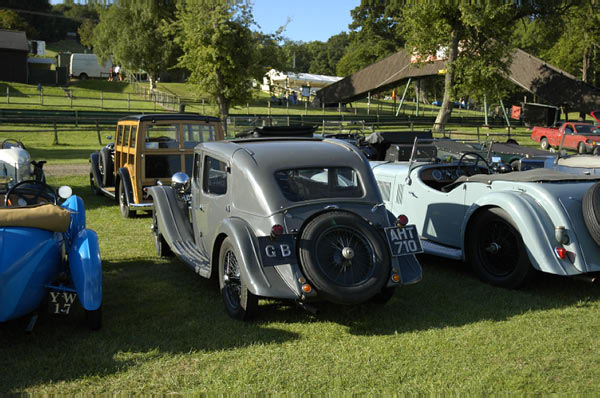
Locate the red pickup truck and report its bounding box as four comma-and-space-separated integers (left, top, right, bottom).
531, 119, 600, 154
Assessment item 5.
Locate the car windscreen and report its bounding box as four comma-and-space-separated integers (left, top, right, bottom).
274, 167, 363, 202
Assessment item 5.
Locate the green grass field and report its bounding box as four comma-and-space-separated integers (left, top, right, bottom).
1, 82, 598, 394
1, 172, 600, 394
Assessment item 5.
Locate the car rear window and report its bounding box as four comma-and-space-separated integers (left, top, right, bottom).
182, 124, 216, 148
146, 124, 179, 149
274, 167, 363, 202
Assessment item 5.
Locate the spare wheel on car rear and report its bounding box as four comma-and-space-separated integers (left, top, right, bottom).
583, 182, 600, 246
298, 211, 390, 304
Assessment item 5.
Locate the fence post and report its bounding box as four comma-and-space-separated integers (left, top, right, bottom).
322, 102, 325, 115
268, 100, 271, 117
40, 88, 43, 105
96, 121, 102, 145
75, 110, 78, 127
202, 99, 205, 114
70, 90, 73, 108
247, 103, 249, 115
101, 92, 103, 109
286, 100, 289, 115
6, 87, 9, 104
477, 126, 480, 142
128, 93, 131, 111
53, 122, 59, 145
305, 101, 308, 116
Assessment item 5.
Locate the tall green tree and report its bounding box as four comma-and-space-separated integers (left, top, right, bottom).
0, 9, 37, 38
175, 0, 269, 129
91, 0, 177, 89
337, 1, 402, 76
399, 2, 571, 132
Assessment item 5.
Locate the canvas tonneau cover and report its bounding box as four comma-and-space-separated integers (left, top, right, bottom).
457, 168, 600, 184
487, 142, 549, 157
0, 203, 70, 232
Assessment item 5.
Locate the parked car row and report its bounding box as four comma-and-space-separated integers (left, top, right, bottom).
9, 110, 600, 330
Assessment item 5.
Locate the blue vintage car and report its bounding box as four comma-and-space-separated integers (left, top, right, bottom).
0, 181, 102, 330
371, 139, 600, 289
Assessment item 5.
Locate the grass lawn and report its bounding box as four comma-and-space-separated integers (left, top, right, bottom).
1, 173, 600, 394
0, 110, 597, 393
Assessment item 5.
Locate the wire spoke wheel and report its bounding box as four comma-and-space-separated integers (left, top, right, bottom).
222, 248, 242, 306
298, 211, 390, 304
468, 207, 534, 288
315, 226, 376, 286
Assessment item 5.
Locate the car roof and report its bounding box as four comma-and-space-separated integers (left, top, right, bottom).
198, 138, 366, 168
118, 113, 221, 123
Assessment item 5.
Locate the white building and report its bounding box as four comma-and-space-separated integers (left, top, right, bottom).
262, 69, 343, 98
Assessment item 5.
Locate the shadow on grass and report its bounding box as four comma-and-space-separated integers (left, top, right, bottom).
0, 258, 299, 392
256, 254, 600, 335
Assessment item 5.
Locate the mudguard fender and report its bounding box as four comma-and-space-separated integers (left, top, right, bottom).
215, 218, 301, 299
148, 185, 193, 244
68, 228, 102, 311
118, 167, 134, 205
89, 152, 103, 188
463, 191, 574, 275
62, 195, 86, 236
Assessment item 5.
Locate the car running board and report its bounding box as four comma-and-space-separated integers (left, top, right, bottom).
172, 239, 211, 278
421, 239, 463, 260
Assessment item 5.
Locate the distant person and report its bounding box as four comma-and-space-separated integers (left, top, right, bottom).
108, 66, 114, 81
114, 65, 121, 81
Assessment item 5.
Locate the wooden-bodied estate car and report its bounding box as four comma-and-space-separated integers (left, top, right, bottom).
149, 137, 423, 320
90, 114, 225, 217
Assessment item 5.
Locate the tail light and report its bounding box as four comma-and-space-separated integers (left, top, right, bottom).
396, 214, 409, 227
555, 247, 567, 260
271, 224, 284, 239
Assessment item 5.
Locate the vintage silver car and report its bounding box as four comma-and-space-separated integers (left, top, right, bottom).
371, 139, 600, 289
149, 137, 423, 320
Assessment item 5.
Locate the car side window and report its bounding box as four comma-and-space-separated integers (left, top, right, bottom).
182, 124, 216, 148
116, 125, 123, 146
122, 126, 130, 147
203, 156, 227, 195
565, 126, 573, 134
129, 126, 137, 148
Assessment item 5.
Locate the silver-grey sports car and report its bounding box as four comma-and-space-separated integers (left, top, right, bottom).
371, 140, 600, 288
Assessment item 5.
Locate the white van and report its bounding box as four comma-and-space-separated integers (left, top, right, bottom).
69, 53, 112, 79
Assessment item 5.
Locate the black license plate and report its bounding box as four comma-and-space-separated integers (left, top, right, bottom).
258, 234, 297, 267
385, 225, 423, 256
47, 290, 78, 315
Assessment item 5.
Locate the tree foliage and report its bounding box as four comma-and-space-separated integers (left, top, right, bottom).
175, 0, 269, 126
91, 0, 178, 89
0, 9, 37, 38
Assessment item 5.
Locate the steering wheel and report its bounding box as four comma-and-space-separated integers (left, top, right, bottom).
457, 151, 491, 176
4, 180, 58, 207
1, 139, 25, 149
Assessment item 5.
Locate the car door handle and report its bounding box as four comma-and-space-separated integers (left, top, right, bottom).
194, 205, 204, 211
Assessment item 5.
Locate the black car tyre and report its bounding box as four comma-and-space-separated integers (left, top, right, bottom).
118, 179, 133, 218
540, 137, 549, 150
298, 211, 390, 304
219, 237, 258, 320
99, 147, 114, 186
582, 182, 600, 246
593, 146, 600, 156
153, 209, 173, 257
578, 142, 587, 155
90, 173, 101, 196
85, 307, 102, 330
467, 207, 534, 289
